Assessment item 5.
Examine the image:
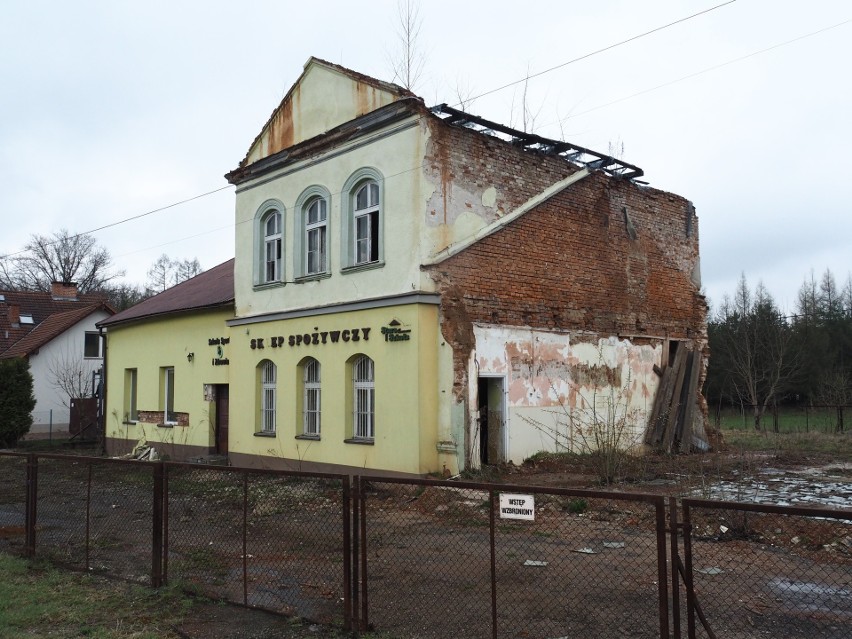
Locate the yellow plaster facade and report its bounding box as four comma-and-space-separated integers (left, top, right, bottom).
104, 309, 232, 458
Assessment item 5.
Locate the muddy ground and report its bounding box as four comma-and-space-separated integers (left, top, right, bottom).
1, 445, 850, 639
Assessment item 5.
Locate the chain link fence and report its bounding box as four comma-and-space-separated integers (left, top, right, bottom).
681, 499, 852, 639
0, 453, 28, 556
2, 451, 850, 638
164, 464, 350, 626
356, 477, 669, 639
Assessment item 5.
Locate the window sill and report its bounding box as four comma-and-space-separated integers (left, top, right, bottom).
341, 260, 384, 275
344, 437, 375, 446
253, 281, 286, 291
254, 431, 277, 438
295, 434, 321, 441
122, 421, 138, 426
157, 423, 177, 429
295, 272, 331, 284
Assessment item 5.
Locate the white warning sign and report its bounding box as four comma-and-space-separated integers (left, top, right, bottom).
499, 493, 535, 520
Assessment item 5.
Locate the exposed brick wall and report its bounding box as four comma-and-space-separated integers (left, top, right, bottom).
423, 118, 707, 400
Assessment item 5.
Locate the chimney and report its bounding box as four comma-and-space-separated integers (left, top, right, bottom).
51, 281, 79, 300
9, 303, 20, 327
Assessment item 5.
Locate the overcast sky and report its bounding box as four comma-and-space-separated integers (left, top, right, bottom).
1, 0, 849, 313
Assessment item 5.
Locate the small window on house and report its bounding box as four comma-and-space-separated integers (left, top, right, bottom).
20, 313, 34, 324
302, 358, 321, 436
263, 211, 283, 283
352, 355, 375, 440
124, 368, 138, 422
259, 360, 276, 434
84, 332, 101, 358
161, 367, 176, 424
354, 181, 380, 265
305, 198, 328, 275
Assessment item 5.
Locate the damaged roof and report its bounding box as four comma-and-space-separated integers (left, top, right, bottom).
98, 259, 235, 328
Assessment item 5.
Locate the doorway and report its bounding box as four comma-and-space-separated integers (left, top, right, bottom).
214, 385, 229, 455
477, 376, 506, 465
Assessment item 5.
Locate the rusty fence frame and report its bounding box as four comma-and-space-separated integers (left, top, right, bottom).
679, 498, 852, 639
4, 450, 852, 639
160, 462, 352, 628
354, 475, 671, 639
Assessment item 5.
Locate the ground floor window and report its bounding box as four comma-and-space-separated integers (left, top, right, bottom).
260, 360, 276, 434
303, 358, 321, 436
352, 355, 374, 439
161, 367, 176, 424
124, 368, 138, 422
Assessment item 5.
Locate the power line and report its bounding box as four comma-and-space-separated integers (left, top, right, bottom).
2, 1, 741, 260
455, 0, 738, 107
553, 17, 852, 124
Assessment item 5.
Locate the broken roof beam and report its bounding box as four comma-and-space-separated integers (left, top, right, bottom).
430, 104, 644, 180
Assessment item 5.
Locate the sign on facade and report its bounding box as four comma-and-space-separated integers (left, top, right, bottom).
499, 493, 535, 520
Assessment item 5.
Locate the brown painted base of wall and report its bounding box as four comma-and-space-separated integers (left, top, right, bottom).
104, 438, 425, 477
227, 452, 427, 479
105, 437, 211, 462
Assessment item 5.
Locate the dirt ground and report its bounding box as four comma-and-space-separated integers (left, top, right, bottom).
2, 446, 850, 639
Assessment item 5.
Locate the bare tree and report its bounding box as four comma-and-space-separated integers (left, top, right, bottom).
388, 0, 425, 92
712, 275, 799, 431
48, 347, 100, 407
146, 254, 203, 295
509, 66, 545, 133
1, 229, 122, 293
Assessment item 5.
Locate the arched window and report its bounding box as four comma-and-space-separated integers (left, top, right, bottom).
305, 197, 328, 275
354, 181, 380, 265
303, 358, 321, 436
341, 169, 383, 270
263, 210, 282, 283
260, 360, 276, 433
352, 355, 374, 439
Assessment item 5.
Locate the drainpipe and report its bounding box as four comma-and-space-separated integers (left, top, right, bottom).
98, 326, 107, 456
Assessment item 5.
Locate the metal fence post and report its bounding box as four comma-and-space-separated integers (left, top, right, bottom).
655, 498, 670, 639
343, 474, 352, 632
669, 497, 681, 639
351, 475, 360, 634
152, 461, 164, 588
359, 476, 369, 632
25, 453, 38, 557
85, 463, 92, 572
489, 488, 497, 639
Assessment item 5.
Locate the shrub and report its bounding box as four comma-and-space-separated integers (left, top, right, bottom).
0, 358, 36, 446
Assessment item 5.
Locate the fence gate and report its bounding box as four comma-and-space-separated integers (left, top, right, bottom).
354, 476, 670, 639
675, 498, 852, 639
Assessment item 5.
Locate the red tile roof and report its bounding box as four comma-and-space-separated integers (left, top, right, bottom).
98, 259, 234, 328
1, 304, 110, 358
0, 289, 111, 357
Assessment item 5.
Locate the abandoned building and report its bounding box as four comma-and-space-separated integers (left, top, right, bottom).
100, 57, 707, 474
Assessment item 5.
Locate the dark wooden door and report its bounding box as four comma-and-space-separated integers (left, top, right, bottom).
214, 385, 229, 454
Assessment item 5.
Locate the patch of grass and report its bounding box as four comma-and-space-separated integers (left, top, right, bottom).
722, 429, 852, 456
0, 552, 193, 638
567, 498, 589, 514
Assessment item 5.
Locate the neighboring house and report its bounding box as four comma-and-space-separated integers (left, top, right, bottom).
0, 282, 113, 437
101, 57, 707, 475
98, 261, 234, 459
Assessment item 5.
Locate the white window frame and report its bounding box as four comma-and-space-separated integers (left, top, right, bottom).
263, 211, 282, 283
341, 168, 384, 270
305, 198, 328, 276
254, 200, 286, 286
260, 360, 277, 434
354, 181, 380, 265
125, 368, 138, 423
303, 358, 321, 436
163, 367, 176, 425
353, 355, 375, 440
84, 332, 101, 359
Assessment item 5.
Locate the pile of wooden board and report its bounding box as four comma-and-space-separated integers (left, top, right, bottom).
644, 343, 709, 453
